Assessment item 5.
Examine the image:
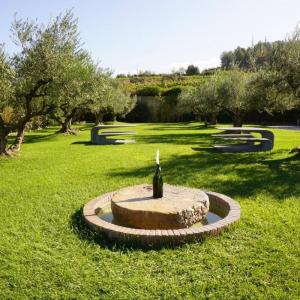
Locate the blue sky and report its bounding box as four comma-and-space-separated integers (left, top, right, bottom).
1, 0, 299, 75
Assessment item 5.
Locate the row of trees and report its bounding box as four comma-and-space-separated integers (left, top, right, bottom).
179, 28, 300, 126
0, 11, 136, 156
220, 41, 282, 70
117, 64, 201, 78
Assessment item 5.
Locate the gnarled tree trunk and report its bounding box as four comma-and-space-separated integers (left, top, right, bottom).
0, 127, 11, 156
9, 122, 27, 153
233, 110, 243, 127
55, 107, 78, 135
56, 116, 78, 135
231, 108, 244, 127
59, 117, 72, 133
209, 113, 217, 125
95, 113, 104, 125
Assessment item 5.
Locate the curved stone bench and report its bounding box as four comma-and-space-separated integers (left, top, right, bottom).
91, 125, 136, 145
213, 127, 274, 152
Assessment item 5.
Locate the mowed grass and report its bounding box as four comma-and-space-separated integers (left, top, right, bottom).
0, 123, 299, 299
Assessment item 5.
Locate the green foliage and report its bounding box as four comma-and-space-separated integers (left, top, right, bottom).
89, 77, 137, 124
0, 47, 13, 105
0, 45, 19, 154
0, 47, 15, 125
271, 27, 300, 104
178, 72, 225, 123
161, 87, 182, 105
0, 9, 86, 143
249, 70, 296, 114
221, 41, 277, 70
135, 85, 162, 96
126, 102, 151, 122
239, 28, 300, 119
186, 64, 200, 75
161, 87, 182, 97
50, 53, 101, 132
219, 70, 253, 126
118, 74, 209, 94
11, 9, 82, 111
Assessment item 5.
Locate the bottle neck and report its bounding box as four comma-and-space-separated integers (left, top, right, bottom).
155, 164, 161, 173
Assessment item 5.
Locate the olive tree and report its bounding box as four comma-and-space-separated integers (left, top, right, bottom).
186, 64, 200, 75
50, 53, 97, 134
109, 82, 137, 122
271, 27, 300, 109
219, 70, 252, 127
7, 10, 82, 152
89, 74, 115, 125
246, 29, 300, 121
177, 73, 223, 125
248, 70, 295, 115
0, 46, 15, 155
89, 78, 136, 125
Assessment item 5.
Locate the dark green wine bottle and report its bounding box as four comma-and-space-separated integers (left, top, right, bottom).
153, 164, 163, 198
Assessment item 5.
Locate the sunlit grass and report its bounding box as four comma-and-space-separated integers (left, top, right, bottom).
0, 123, 299, 299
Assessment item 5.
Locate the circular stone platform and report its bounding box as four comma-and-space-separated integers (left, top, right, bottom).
111, 184, 209, 229
83, 184, 241, 246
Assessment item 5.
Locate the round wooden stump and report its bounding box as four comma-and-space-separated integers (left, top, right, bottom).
111, 184, 209, 229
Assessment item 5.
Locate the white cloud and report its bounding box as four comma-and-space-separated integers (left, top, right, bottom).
170, 57, 220, 71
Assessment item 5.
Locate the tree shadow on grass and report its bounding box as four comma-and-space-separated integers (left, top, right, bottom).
70, 208, 199, 252
71, 141, 92, 146
191, 147, 219, 153
71, 141, 136, 146
23, 133, 58, 144
107, 151, 300, 200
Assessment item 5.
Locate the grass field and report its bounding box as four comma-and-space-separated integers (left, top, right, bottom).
0, 123, 299, 299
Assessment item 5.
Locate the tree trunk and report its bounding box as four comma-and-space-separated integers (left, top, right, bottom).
209, 114, 217, 125
233, 112, 243, 127
95, 113, 104, 125
63, 118, 72, 132
0, 128, 10, 156
9, 124, 26, 153
59, 117, 72, 133
57, 117, 78, 135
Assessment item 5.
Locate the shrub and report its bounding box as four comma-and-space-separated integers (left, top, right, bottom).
125, 102, 151, 122
135, 86, 162, 96
161, 87, 182, 105
186, 64, 200, 75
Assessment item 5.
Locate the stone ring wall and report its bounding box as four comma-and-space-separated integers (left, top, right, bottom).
83, 185, 241, 246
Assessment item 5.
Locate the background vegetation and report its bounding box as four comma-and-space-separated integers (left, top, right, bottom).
118, 30, 300, 125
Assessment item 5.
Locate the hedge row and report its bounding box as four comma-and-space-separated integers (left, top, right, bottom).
135, 86, 183, 97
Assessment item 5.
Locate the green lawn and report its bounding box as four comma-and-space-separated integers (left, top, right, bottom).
0, 123, 299, 299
